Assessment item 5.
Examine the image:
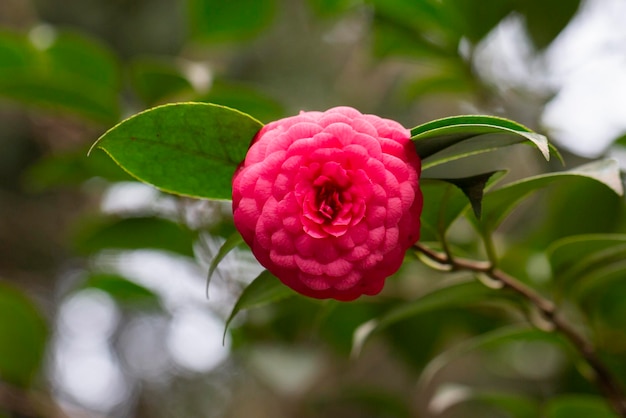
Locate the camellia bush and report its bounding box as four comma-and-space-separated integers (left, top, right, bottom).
90, 101, 626, 416
4, 0, 626, 417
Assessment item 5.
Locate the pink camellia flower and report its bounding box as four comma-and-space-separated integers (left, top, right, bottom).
232, 106, 422, 301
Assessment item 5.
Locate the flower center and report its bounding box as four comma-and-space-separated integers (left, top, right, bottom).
317, 183, 342, 221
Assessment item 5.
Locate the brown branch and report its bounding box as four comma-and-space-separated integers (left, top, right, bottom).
414, 242, 626, 417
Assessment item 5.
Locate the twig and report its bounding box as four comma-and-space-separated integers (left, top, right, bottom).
414, 242, 626, 417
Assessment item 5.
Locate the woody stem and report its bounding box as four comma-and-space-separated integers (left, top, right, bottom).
414, 242, 626, 417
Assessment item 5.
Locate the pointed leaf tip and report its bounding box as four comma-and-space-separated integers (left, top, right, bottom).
90, 102, 263, 200
206, 232, 244, 298
573, 158, 623, 196
443, 171, 500, 219
223, 270, 294, 343
521, 131, 550, 161
411, 115, 552, 166
478, 159, 624, 234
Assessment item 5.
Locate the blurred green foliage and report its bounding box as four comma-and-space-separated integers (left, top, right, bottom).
0, 282, 47, 388
0, 28, 121, 123
1, 0, 625, 417
81, 273, 162, 309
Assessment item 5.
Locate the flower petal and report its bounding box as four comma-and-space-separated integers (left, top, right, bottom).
232, 106, 422, 301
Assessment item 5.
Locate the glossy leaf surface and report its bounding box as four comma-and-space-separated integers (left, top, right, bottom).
478, 159, 623, 233
91, 103, 263, 200
411, 115, 550, 162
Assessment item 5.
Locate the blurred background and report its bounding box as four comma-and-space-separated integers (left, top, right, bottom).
1, 0, 626, 417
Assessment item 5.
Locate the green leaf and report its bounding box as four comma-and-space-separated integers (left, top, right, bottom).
74, 216, 196, 257
546, 236, 626, 324
419, 181, 464, 241
90, 102, 263, 200
543, 395, 617, 418
83, 273, 161, 308
206, 232, 244, 294
129, 57, 194, 105
307, 0, 357, 18
478, 159, 624, 233
0, 30, 34, 73
224, 270, 295, 340
24, 146, 132, 191
0, 281, 47, 387
372, 0, 450, 43
613, 133, 626, 147
419, 181, 468, 241
441, 171, 501, 219
569, 258, 626, 305
411, 115, 551, 162
429, 386, 540, 418
371, 0, 458, 59
352, 280, 512, 356
405, 69, 474, 100
371, 9, 453, 59
419, 171, 506, 240
465, 391, 539, 418
534, 178, 623, 247
188, 0, 276, 42
421, 133, 555, 172
548, 234, 626, 290
519, 0, 582, 50
315, 387, 411, 418
0, 29, 121, 124
444, 0, 517, 43
0, 73, 120, 124
44, 30, 121, 90
198, 79, 285, 123
417, 326, 562, 393
582, 279, 626, 332
317, 302, 377, 356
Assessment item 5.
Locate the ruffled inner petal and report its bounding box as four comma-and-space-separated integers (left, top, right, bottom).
324, 258, 352, 277
232, 106, 422, 301
295, 255, 324, 275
